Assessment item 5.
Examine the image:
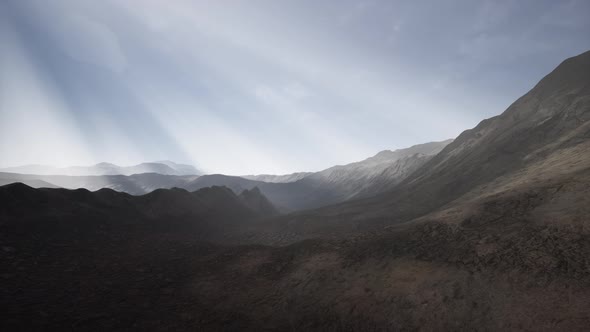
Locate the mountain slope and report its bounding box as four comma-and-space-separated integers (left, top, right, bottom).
256, 50, 590, 243
242, 172, 313, 183
302, 140, 452, 201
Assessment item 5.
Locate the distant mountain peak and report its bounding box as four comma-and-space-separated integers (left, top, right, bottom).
241, 186, 262, 195
0, 161, 202, 176
241, 172, 313, 183
238, 186, 279, 216
95, 162, 117, 167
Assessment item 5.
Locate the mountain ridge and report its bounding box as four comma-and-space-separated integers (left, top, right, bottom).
0, 161, 202, 176
0, 182, 278, 239
246, 50, 590, 244
0, 140, 453, 211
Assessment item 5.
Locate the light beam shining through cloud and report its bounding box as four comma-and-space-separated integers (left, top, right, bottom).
1, 0, 588, 174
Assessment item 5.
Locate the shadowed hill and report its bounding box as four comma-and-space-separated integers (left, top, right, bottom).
238, 187, 280, 217
0, 183, 277, 241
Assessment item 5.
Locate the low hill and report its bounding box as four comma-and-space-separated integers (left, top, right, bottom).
0, 183, 277, 241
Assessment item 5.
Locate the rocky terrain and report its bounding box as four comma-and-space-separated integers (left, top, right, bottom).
3, 193, 590, 330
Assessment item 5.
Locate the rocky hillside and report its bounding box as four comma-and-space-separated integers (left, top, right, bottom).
303, 140, 452, 201
259, 50, 590, 243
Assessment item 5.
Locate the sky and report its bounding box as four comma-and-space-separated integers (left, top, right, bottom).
0, 0, 589, 175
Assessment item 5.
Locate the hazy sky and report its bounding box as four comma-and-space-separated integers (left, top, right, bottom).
1, 0, 589, 174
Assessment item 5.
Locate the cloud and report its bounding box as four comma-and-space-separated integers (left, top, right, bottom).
1, 0, 588, 173
51, 11, 127, 73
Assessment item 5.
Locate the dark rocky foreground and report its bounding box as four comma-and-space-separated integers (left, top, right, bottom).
3, 214, 590, 331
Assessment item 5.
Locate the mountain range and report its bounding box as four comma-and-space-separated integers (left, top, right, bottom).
0, 161, 202, 176
0, 140, 451, 211
0, 182, 276, 241
1, 50, 590, 330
